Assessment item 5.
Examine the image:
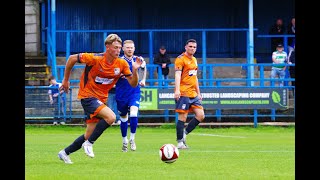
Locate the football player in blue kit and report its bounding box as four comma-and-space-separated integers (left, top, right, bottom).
116, 40, 147, 152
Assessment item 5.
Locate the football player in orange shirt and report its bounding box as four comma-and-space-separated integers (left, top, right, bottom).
57, 34, 143, 164
174, 39, 205, 149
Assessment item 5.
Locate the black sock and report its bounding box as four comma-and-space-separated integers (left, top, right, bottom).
185, 117, 200, 134
176, 120, 185, 141
88, 120, 110, 144
64, 134, 85, 155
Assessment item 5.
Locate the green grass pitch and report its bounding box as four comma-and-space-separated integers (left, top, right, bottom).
25, 124, 295, 180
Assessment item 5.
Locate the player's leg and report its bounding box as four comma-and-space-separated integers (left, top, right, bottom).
83, 106, 115, 158
58, 130, 88, 164
58, 103, 97, 163
128, 94, 140, 151
129, 105, 139, 151
117, 100, 130, 152
176, 112, 188, 149
175, 96, 190, 149
185, 96, 205, 136
80, 97, 115, 157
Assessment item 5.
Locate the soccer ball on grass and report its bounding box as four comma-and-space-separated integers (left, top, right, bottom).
159, 144, 179, 163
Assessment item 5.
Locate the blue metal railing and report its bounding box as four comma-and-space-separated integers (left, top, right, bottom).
24, 63, 295, 127
256, 34, 295, 52
56, 63, 295, 88
42, 29, 295, 87
25, 86, 73, 122
44, 28, 258, 84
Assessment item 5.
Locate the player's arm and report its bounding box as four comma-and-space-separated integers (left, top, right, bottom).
126, 57, 143, 87
174, 70, 182, 100
139, 59, 147, 86
195, 76, 202, 100
174, 58, 183, 100
60, 54, 78, 93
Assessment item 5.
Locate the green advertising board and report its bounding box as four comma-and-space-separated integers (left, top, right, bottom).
139, 88, 158, 110
140, 87, 289, 110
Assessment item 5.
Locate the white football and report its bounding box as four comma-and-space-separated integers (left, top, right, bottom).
159, 144, 179, 163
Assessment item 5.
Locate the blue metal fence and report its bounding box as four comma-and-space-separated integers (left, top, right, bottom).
26, 63, 295, 127
45, 28, 258, 79
25, 86, 73, 123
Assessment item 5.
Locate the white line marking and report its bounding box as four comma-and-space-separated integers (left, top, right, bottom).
72, 150, 294, 154
192, 133, 247, 138
187, 150, 294, 153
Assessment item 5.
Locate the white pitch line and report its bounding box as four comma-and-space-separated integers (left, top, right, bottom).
80, 150, 294, 154
193, 133, 246, 138
184, 150, 294, 153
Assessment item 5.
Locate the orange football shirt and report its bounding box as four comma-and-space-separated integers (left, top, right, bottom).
77, 53, 132, 103
174, 52, 198, 98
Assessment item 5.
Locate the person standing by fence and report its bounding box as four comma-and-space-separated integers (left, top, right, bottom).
154, 45, 171, 86
269, 18, 285, 53
48, 76, 66, 125
270, 44, 288, 87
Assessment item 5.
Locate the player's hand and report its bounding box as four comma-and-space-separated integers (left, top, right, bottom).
141, 58, 146, 69
132, 56, 143, 70
174, 90, 181, 101
139, 80, 146, 87
198, 93, 203, 101
120, 73, 126, 79
50, 99, 53, 104
60, 79, 70, 94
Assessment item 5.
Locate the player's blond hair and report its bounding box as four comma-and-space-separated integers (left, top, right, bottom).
123, 40, 135, 45
104, 34, 122, 45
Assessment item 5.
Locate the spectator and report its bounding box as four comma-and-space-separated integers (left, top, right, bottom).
269, 18, 285, 53
154, 45, 171, 86
270, 44, 288, 87
48, 76, 66, 125
287, 17, 295, 55
287, 45, 295, 96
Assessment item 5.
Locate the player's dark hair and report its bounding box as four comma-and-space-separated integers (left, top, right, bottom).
186, 39, 197, 45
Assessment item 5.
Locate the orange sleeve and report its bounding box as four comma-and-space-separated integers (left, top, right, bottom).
175, 57, 184, 71
79, 53, 96, 66
121, 59, 132, 76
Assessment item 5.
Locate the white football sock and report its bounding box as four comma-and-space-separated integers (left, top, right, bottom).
123, 137, 128, 144
130, 133, 135, 141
